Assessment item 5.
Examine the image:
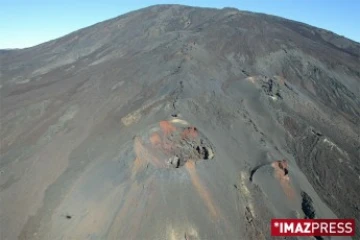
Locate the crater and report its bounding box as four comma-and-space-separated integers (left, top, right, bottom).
134, 119, 214, 169
250, 159, 295, 200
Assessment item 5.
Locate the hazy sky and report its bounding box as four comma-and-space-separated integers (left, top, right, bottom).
1, 0, 359, 49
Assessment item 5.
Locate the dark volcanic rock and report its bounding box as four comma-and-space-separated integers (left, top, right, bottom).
301, 191, 316, 219
0, 4, 359, 240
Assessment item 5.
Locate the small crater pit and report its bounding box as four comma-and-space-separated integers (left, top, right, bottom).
250, 159, 295, 199
276, 160, 289, 176
195, 145, 213, 160
134, 119, 214, 169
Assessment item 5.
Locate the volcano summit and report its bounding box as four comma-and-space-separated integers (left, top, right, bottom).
0, 5, 359, 240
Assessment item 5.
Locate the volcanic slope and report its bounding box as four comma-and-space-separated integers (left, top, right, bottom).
1, 4, 359, 240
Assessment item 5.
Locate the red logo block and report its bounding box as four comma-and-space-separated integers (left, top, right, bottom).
271, 219, 355, 237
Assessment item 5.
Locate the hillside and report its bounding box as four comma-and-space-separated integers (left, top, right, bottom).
0, 5, 359, 240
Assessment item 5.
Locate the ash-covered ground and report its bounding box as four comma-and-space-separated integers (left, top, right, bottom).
0, 5, 359, 240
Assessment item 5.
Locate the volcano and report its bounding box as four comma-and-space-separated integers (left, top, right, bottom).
0, 5, 359, 240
